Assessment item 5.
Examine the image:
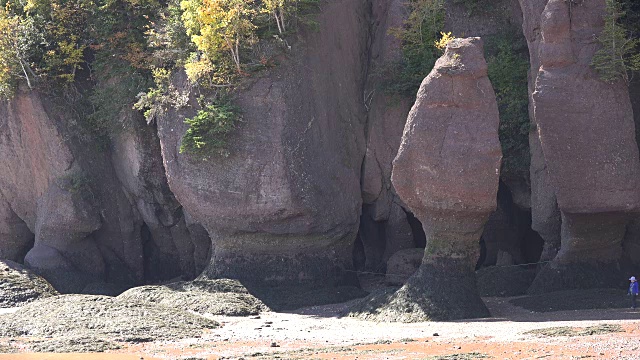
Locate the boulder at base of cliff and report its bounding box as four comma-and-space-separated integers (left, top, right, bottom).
0, 260, 58, 307
118, 279, 268, 316
0, 294, 218, 352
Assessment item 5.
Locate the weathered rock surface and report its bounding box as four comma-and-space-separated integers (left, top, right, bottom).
0, 90, 209, 291
0, 260, 58, 307
358, 0, 525, 273
355, 38, 502, 321
361, 0, 412, 218
517, 0, 562, 263
111, 116, 210, 281
527, 0, 640, 293
156, 0, 370, 288
0, 92, 105, 292
118, 279, 268, 316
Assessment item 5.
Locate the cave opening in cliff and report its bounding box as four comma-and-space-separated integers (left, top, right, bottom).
0, 207, 35, 264
478, 182, 544, 269
141, 223, 183, 284
406, 211, 427, 249
353, 204, 426, 274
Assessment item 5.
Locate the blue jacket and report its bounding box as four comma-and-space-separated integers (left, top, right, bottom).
630, 282, 639, 295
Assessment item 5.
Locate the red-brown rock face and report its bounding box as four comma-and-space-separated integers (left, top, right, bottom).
517, 0, 562, 263
0, 91, 207, 292
387, 37, 501, 320
359, 0, 415, 271
156, 0, 370, 287
527, 0, 640, 292
393, 38, 502, 225
0, 92, 103, 292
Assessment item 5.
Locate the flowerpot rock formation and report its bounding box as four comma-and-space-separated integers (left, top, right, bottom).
353, 37, 502, 321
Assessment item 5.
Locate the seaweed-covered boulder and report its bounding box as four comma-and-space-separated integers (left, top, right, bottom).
118, 279, 268, 316
350, 38, 501, 322
0, 260, 58, 307
528, 0, 640, 293
0, 294, 218, 342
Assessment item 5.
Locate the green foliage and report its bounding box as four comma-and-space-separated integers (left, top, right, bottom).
138, 0, 318, 156
0, 12, 21, 97
1, 0, 96, 86
0, 0, 314, 157
0, 0, 160, 136
592, 0, 640, 83
382, 0, 446, 96
485, 31, 531, 178
146, 0, 194, 67
0, 8, 45, 96
180, 99, 239, 157
133, 68, 189, 124
57, 170, 96, 202
89, 56, 151, 134
181, 0, 258, 76
176, 0, 319, 84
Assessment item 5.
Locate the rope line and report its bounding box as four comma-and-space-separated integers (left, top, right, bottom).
345, 260, 552, 278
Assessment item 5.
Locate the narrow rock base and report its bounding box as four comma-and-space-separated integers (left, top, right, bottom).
528, 261, 625, 294
348, 265, 490, 322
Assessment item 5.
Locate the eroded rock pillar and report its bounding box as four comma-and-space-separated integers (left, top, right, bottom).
386, 38, 502, 320
528, 0, 640, 293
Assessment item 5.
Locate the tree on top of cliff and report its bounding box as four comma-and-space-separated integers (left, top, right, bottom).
262, 0, 287, 34
592, 0, 640, 84
382, 0, 446, 96
0, 11, 32, 97
181, 0, 257, 77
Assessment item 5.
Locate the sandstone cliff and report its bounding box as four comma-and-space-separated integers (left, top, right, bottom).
0, 0, 639, 308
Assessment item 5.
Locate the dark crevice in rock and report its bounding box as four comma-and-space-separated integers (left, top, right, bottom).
480, 182, 543, 267
141, 223, 181, 284
522, 226, 544, 265
355, 204, 426, 274
358, 205, 387, 272
406, 211, 427, 249
0, 195, 35, 263
352, 232, 366, 272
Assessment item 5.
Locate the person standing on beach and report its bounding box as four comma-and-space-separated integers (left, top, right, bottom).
629, 276, 639, 309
